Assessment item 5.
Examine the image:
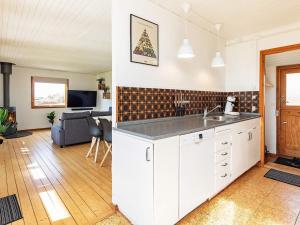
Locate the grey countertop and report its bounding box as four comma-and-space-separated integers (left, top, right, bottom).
114, 113, 261, 140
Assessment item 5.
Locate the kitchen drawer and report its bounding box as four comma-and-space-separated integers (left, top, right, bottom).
215, 135, 231, 151
215, 158, 230, 174
215, 168, 231, 192
215, 148, 231, 163
215, 124, 232, 134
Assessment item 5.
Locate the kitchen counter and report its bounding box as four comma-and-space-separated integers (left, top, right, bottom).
114, 113, 260, 140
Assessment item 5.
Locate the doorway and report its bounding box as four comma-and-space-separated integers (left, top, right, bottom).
277, 64, 300, 158
259, 43, 300, 166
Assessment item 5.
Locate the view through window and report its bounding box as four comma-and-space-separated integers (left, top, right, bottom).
31, 77, 68, 108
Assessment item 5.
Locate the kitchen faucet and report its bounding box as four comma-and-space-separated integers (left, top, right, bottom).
203, 105, 221, 118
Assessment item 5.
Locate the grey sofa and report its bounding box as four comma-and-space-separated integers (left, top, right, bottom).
51, 111, 92, 147
51, 109, 112, 147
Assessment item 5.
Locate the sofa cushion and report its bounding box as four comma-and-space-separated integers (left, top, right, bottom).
61, 111, 90, 120
91, 111, 112, 117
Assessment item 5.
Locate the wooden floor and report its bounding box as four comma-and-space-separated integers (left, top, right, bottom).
2, 133, 300, 225
0, 130, 114, 225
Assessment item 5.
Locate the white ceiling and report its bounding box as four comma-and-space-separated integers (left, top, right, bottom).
0, 0, 111, 74
151, 0, 300, 40
1, 0, 300, 74
266, 49, 300, 67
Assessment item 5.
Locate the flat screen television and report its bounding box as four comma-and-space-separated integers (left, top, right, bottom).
67, 90, 97, 108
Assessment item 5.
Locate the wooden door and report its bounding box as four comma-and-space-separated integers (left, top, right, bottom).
277, 65, 300, 157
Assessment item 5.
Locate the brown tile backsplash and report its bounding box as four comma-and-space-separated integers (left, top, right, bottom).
117, 87, 259, 122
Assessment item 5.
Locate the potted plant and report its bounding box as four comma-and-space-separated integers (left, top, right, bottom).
0, 108, 11, 144
97, 78, 106, 90
47, 111, 56, 126
103, 87, 111, 99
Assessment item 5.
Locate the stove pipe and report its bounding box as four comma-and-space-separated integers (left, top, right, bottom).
0, 62, 14, 108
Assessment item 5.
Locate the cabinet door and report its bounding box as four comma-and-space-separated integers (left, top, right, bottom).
249, 125, 260, 167
231, 131, 249, 180
154, 137, 179, 225
112, 132, 154, 225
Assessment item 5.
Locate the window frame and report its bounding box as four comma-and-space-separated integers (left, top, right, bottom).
31, 76, 69, 109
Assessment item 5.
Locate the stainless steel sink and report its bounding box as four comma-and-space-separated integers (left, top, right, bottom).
204, 115, 227, 122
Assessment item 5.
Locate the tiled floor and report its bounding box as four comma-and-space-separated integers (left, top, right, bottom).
97, 166, 300, 225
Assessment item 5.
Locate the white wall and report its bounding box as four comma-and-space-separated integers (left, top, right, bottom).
0, 66, 97, 130
225, 28, 300, 91
112, 0, 226, 124
265, 66, 277, 154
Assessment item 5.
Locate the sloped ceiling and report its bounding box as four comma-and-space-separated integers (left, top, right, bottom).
0, 0, 111, 74
151, 0, 300, 40
1, 0, 300, 74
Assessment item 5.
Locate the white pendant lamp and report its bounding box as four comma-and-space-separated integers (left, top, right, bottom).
177, 2, 195, 58
211, 24, 225, 67
211, 51, 225, 67
178, 39, 195, 58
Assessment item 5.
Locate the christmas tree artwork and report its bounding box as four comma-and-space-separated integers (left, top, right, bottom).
133, 29, 157, 59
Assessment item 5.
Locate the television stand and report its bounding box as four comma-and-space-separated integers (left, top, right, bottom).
71, 108, 93, 111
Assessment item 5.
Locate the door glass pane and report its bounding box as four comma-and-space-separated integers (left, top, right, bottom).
286, 73, 300, 106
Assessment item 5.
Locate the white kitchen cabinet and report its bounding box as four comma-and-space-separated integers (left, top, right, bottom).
248, 119, 261, 167
179, 129, 214, 219
113, 117, 261, 225
112, 131, 179, 225
231, 118, 260, 180
231, 129, 250, 180
112, 131, 154, 224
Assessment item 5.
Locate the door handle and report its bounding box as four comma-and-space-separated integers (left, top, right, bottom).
221, 152, 228, 156
221, 163, 228, 167
146, 147, 151, 161
221, 142, 228, 145
282, 121, 287, 124
221, 173, 228, 178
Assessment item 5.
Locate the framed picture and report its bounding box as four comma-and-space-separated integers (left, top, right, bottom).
130, 14, 159, 66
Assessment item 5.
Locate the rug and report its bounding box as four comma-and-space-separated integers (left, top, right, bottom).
3, 131, 32, 139
274, 157, 300, 169
264, 169, 300, 187
0, 194, 23, 225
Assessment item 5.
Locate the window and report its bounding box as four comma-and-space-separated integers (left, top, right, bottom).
31, 76, 69, 108
286, 73, 300, 106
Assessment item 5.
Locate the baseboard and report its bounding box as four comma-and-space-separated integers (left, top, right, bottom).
266, 152, 278, 157
19, 127, 51, 132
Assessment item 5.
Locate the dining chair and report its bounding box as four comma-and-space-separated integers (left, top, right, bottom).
98, 118, 112, 167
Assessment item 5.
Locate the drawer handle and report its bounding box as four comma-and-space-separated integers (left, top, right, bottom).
221, 142, 228, 145
221, 173, 228, 178
221, 152, 228, 156
221, 163, 228, 167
